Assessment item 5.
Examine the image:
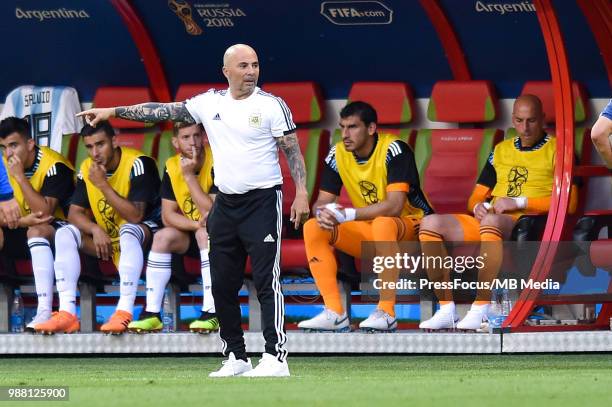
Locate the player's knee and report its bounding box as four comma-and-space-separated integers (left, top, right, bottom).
591, 127, 607, 145
55, 225, 80, 248
480, 214, 503, 229
371, 217, 398, 238
303, 218, 328, 240
151, 228, 176, 251
420, 215, 445, 234
27, 225, 52, 240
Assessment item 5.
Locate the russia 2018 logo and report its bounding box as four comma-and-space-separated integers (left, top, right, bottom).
168, 0, 203, 36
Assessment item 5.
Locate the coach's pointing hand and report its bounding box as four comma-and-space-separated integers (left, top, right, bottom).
77, 108, 115, 127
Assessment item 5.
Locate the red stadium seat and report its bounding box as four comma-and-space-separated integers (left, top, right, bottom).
261, 81, 325, 124
114, 133, 160, 159
92, 87, 156, 129
61, 133, 79, 165
12, 259, 32, 277
428, 80, 498, 123
415, 128, 501, 213
174, 83, 227, 102
520, 80, 590, 124
417, 80, 502, 213
348, 81, 415, 125
589, 240, 612, 271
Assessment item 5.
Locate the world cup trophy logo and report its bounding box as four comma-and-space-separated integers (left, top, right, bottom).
168, 0, 203, 36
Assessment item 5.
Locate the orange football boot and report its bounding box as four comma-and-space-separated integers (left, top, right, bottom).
34, 311, 80, 334
100, 310, 133, 334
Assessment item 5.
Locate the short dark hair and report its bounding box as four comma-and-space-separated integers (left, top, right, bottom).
80, 120, 115, 139
0, 117, 31, 140
173, 121, 203, 136
340, 101, 378, 126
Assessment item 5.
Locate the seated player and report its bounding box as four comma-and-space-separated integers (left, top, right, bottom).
590, 99, 612, 168
298, 101, 434, 332
35, 121, 161, 334
128, 122, 218, 333
0, 117, 74, 331
418, 95, 577, 331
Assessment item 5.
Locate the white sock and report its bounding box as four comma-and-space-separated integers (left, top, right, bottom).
145, 251, 171, 313
53, 226, 81, 315
116, 224, 144, 314
28, 237, 54, 314
200, 249, 215, 313
440, 302, 456, 313
470, 303, 489, 311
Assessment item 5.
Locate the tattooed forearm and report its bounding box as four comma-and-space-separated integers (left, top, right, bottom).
115, 102, 195, 124
277, 132, 307, 192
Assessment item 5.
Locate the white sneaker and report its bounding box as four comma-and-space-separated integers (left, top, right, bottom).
208, 352, 252, 377
25, 310, 52, 332
359, 309, 397, 332
456, 304, 489, 331
297, 308, 350, 332
419, 303, 458, 330
243, 353, 290, 377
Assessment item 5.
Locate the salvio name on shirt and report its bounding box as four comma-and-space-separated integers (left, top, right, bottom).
24, 91, 50, 107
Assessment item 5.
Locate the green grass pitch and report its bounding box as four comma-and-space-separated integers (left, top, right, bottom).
0, 354, 611, 406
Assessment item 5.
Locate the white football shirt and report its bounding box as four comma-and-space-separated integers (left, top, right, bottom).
0, 85, 82, 153
185, 87, 296, 194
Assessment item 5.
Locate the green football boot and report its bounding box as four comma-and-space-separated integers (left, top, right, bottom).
127, 311, 163, 333
189, 312, 219, 333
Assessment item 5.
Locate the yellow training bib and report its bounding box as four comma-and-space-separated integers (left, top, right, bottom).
335, 134, 423, 218
491, 136, 555, 199
80, 147, 146, 265
165, 144, 214, 221
5, 146, 74, 219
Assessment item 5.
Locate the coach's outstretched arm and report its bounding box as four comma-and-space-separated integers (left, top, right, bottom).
77, 102, 195, 127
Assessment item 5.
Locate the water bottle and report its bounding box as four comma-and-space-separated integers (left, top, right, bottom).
500, 288, 513, 318
162, 288, 174, 333
487, 289, 505, 331
10, 289, 24, 333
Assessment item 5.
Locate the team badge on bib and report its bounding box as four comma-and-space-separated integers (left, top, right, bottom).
248, 113, 262, 128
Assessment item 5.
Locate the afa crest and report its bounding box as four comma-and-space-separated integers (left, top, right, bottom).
248, 113, 262, 128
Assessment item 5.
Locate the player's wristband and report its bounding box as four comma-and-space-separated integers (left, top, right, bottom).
323, 203, 356, 223
324, 203, 345, 222
513, 197, 527, 209
344, 208, 356, 222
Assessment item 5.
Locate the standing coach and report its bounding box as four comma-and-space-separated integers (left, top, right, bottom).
78, 44, 310, 377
